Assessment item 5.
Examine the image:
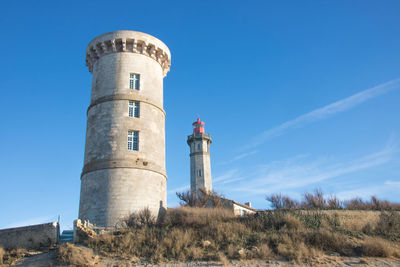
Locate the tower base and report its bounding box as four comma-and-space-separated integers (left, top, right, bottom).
79, 168, 167, 228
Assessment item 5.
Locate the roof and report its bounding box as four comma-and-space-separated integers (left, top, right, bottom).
221, 197, 258, 212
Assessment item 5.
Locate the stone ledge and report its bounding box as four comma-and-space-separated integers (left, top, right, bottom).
87, 93, 165, 117
187, 133, 212, 144
189, 151, 211, 157
81, 158, 167, 179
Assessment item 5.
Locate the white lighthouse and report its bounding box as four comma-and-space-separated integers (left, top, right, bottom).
187, 118, 212, 197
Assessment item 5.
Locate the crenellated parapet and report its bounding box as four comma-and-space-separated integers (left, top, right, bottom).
85, 31, 171, 76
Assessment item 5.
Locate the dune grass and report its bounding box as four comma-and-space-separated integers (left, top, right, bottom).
63, 207, 400, 265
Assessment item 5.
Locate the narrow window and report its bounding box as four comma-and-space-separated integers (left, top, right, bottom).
197, 143, 201, 150
134, 102, 140, 117
197, 170, 202, 177
128, 131, 139, 151
129, 73, 140, 90
129, 101, 140, 118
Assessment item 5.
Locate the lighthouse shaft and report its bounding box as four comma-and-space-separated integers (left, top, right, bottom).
187, 119, 212, 197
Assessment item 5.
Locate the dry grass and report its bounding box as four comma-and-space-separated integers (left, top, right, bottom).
361, 238, 400, 257
164, 207, 235, 227
75, 207, 400, 264
0, 248, 28, 266
0, 247, 4, 265
57, 243, 100, 267
218, 252, 230, 267
323, 210, 380, 232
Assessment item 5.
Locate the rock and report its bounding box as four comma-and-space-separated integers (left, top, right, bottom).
73, 219, 97, 243
201, 240, 212, 248
330, 252, 340, 256
237, 248, 246, 259
250, 246, 259, 252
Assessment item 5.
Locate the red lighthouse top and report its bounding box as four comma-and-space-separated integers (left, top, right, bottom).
192, 118, 205, 134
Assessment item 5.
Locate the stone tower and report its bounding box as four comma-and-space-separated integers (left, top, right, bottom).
79, 31, 171, 228
187, 118, 212, 197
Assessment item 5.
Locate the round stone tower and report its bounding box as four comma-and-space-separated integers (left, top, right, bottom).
79, 31, 171, 228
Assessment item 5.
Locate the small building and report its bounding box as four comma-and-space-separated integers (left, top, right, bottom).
223, 200, 257, 216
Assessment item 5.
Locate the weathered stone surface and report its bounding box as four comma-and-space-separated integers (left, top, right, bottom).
73, 219, 97, 243
187, 133, 212, 196
79, 31, 170, 228
0, 222, 59, 250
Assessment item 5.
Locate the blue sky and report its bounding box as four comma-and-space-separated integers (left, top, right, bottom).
1, 1, 399, 230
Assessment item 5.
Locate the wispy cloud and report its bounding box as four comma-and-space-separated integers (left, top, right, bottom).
217, 150, 258, 165
213, 168, 245, 186
222, 138, 398, 197
384, 180, 400, 187
244, 79, 400, 150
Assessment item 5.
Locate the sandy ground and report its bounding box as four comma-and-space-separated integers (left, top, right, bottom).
11, 251, 400, 267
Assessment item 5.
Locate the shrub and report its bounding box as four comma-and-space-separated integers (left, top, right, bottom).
176, 188, 225, 208
255, 244, 272, 259
282, 213, 303, 231
302, 188, 326, 209
360, 238, 398, 257
326, 195, 342, 209
300, 211, 325, 229
121, 207, 156, 228
1, 248, 28, 266
276, 235, 311, 263
267, 189, 400, 211
344, 197, 367, 210
304, 230, 353, 256
266, 194, 299, 209
57, 243, 99, 267
344, 196, 400, 211
376, 211, 400, 240
158, 228, 194, 261
246, 210, 287, 231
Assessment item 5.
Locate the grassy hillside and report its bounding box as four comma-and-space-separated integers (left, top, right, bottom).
57, 207, 400, 266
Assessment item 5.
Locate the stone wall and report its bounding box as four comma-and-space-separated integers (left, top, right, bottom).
0, 222, 59, 250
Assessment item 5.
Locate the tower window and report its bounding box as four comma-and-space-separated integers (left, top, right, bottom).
128, 101, 140, 118
197, 170, 202, 177
197, 143, 201, 150
129, 73, 140, 90
128, 131, 139, 151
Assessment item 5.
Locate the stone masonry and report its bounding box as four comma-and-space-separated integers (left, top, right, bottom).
0, 222, 59, 250
187, 119, 212, 197
79, 31, 171, 228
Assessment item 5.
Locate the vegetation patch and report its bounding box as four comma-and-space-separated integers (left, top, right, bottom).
58, 190, 400, 265
62, 207, 400, 265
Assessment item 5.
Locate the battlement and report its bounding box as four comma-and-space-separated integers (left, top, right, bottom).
85, 30, 171, 76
